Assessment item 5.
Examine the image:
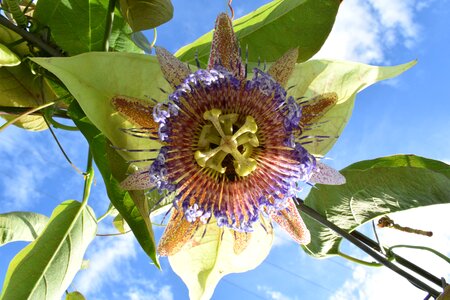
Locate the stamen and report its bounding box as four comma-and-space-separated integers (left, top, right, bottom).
194, 109, 260, 177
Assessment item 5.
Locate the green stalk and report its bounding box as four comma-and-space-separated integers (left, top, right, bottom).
337, 251, 383, 267
103, 0, 116, 52
82, 149, 94, 205
388, 245, 450, 264
4, 0, 27, 28
97, 204, 115, 223
0, 101, 55, 132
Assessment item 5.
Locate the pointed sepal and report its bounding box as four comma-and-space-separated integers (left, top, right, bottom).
208, 13, 245, 79
111, 95, 157, 129
268, 48, 298, 87
120, 170, 154, 190
158, 209, 200, 256
155, 46, 191, 87
233, 231, 252, 255
310, 161, 346, 185
300, 92, 338, 126
269, 198, 310, 244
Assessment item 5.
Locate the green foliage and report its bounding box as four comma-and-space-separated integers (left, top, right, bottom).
0, 200, 97, 300
0, 0, 444, 298
0, 63, 55, 131
119, 0, 173, 32
32, 53, 170, 163
0, 24, 30, 57
288, 59, 416, 156
169, 218, 273, 300
175, 0, 340, 65
34, 0, 142, 55
112, 213, 130, 233
302, 155, 450, 258
0, 212, 49, 246
65, 291, 86, 300
0, 43, 20, 66
68, 101, 159, 267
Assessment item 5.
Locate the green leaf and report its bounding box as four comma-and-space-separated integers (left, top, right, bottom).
301, 155, 450, 258
169, 218, 273, 300
112, 213, 130, 233
0, 25, 30, 57
175, 0, 340, 65
0, 200, 97, 300
65, 291, 86, 300
68, 101, 159, 267
34, 0, 142, 55
0, 44, 20, 66
0, 63, 56, 131
288, 59, 416, 156
119, 0, 173, 32
32, 53, 170, 163
0, 212, 49, 246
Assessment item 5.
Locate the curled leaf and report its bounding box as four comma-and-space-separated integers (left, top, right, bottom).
119, 0, 173, 32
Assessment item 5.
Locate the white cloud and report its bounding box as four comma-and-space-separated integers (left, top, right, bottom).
315, 0, 424, 63
330, 204, 450, 300
257, 285, 296, 300
122, 280, 173, 300
0, 128, 55, 210
73, 225, 173, 300
74, 232, 137, 296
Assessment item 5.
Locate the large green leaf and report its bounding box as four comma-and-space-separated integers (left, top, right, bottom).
0, 24, 31, 57
32, 53, 170, 163
68, 101, 159, 267
288, 59, 416, 156
0, 44, 20, 66
119, 0, 173, 32
34, 0, 141, 55
0, 200, 97, 300
0, 63, 54, 131
169, 218, 273, 300
0, 212, 49, 246
301, 155, 450, 258
175, 0, 340, 65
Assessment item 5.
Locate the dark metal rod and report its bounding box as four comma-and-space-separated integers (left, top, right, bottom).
351, 230, 443, 287
296, 200, 440, 298
0, 14, 62, 57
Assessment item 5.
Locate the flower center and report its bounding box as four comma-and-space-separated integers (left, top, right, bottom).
194, 108, 259, 178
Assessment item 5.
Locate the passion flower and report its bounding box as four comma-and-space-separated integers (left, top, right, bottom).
113, 13, 345, 256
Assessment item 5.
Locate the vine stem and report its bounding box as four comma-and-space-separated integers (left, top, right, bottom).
82, 149, 94, 205
103, 0, 116, 52
337, 251, 383, 267
0, 101, 55, 132
296, 199, 441, 298
97, 204, 115, 223
0, 106, 70, 119
351, 230, 443, 287
388, 245, 450, 264
97, 230, 131, 237
0, 14, 62, 57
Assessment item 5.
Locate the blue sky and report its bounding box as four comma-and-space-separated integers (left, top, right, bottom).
1, 0, 450, 299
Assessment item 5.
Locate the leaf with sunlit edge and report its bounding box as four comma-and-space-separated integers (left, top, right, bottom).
169, 217, 274, 300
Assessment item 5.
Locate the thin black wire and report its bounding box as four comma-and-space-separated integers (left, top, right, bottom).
222, 278, 266, 300
263, 260, 334, 295
274, 231, 353, 271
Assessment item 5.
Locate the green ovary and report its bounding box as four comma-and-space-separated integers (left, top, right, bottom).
195, 109, 259, 177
